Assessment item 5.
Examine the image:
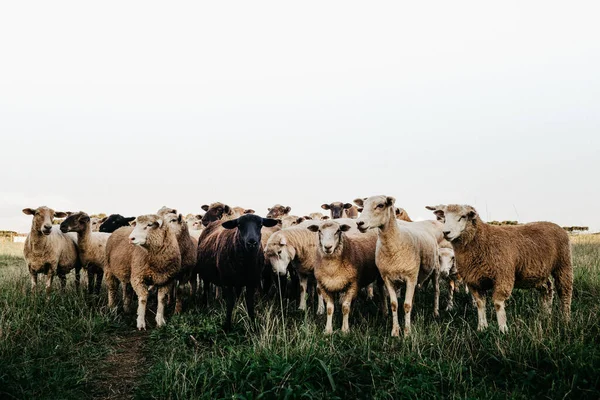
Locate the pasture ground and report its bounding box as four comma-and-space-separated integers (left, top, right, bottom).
0, 237, 599, 399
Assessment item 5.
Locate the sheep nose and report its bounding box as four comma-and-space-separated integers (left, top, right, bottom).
129, 237, 136, 243
356, 221, 364, 227
43, 224, 52, 230
443, 231, 451, 236
247, 239, 258, 247
324, 245, 332, 251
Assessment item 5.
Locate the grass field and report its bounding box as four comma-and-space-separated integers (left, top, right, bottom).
0, 237, 599, 399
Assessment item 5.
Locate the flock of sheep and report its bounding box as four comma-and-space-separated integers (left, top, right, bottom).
21, 196, 573, 336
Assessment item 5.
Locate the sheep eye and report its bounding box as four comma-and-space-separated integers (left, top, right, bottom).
458, 216, 465, 221
377, 204, 384, 209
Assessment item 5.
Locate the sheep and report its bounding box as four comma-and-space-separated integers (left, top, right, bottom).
185, 214, 205, 240
59, 212, 111, 295
266, 204, 292, 219
22, 207, 81, 294
307, 221, 382, 334
354, 196, 441, 337
426, 204, 573, 333
305, 212, 329, 221
90, 217, 104, 232
196, 214, 278, 331
99, 214, 136, 233
264, 218, 359, 313
321, 202, 359, 219
233, 206, 255, 216
281, 215, 306, 229
395, 207, 412, 222
201, 202, 238, 226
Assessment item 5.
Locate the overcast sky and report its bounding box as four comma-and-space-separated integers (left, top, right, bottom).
1, 1, 599, 233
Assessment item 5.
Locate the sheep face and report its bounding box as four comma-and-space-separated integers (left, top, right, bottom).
281, 215, 305, 229
321, 202, 352, 219
308, 212, 328, 221
164, 213, 185, 236
307, 221, 352, 255
99, 214, 136, 233
90, 217, 102, 232
222, 214, 278, 251
60, 212, 90, 234
186, 214, 204, 231
157, 206, 178, 217
265, 237, 294, 277
201, 202, 233, 227
23, 206, 67, 236
432, 205, 478, 242
439, 247, 456, 278
266, 204, 291, 219
129, 215, 163, 247
354, 196, 395, 233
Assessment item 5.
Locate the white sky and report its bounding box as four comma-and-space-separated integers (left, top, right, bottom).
1, 1, 599, 233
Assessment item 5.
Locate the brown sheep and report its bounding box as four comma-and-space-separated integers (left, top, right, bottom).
426, 204, 573, 333
307, 221, 382, 334
321, 202, 359, 219
22, 206, 81, 294
60, 212, 111, 294
395, 207, 413, 222
201, 202, 237, 226
281, 215, 306, 229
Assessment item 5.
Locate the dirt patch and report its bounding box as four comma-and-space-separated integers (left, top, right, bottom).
89, 329, 149, 400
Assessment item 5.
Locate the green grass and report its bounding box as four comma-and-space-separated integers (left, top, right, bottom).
0, 238, 599, 399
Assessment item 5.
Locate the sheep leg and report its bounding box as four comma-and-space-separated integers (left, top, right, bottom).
321, 290, 335, 335
87, 270, 95, 295
433, 268, 440, 318
223, 286, 235, 332
190, 274, 198, 297
29, 269, 37, 291
538, 278, 553, 315
552, 263, 573, 322
58, 274, 67, 290
383, 278, 400, 337
45, 272, 55, 295
74, 267, 81, 290
156, 284, 170, 328
446, 279, 455, 311
378, 280, 388, 315
201, 279, 210, 306
133, 282, 149, 330
123, 283, 134, 314
341, 286, 357, 333
492, 288, 510, 334
245, 286, 256, 329
470, 288, 488, 331
366, 283, 374, 300
298, 275, 308, 311
403, 280, 417, 336
105, 272, 119, 309
175, 280, 184, 314
316, 284, 325, 315
94, 270, 103, 295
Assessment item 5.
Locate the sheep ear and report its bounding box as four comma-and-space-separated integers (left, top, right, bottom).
178, 214, 183, 223
131, 220, 137, 227
223, 205, 231, 214
343, 203, 352, 209
244, 209, 255, 214
357, 207, 363, 213
353, 198, 364, 207
385, 196, 396, 207
55, 211, 68, 218
285, 206, 291, 213
321, 204, 330, 210
467, 207, 477, 220
100, 217, 108, 223
196, 214, 203, 219
307, 225, 320, 233
80, 214, 90, 223
23, 208, 35, 215
222, 218, 239, 229
125, 217, 136, 223
155, 219, 163, 228
297, 217, 305, 224
201, 205, 209, 212
322, 216, 330, 220
268, 208, 272, 211
339, 224, 352, 232
262, 218, 279, 228
303, 216, 311, 220
433, 210, 445, 219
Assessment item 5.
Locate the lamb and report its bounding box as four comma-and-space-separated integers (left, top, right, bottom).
264, 218, 359, 313
266, 204, 292, 219
321, 202, 359, 219
99, 214, 136, 233
426, 204, 573, 333
59, 212, 111, 294
307, 221, 382, 334
105, 214, 181, 330
185, 213, 205, 240
355, 196, 441, 337
22, 207, 81, 294
196, 214, 278, 331
90, 217, 104, 232
305, 212, 329, 221
281, 215, 305, 229
201, 202, 238, 226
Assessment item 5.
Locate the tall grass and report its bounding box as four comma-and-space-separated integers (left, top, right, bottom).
0, 237, 599, 399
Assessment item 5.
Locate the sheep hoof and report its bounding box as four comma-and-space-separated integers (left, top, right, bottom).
403, 328, 411, 336
298, 305, 306, 311
433, 310, 440, 318
324, 328, 333, 335
477, 323, 488, 332
317, 308, 325, 316
445, 304, 454, 311
391, 327, 400, 337
499, 325, 508, 334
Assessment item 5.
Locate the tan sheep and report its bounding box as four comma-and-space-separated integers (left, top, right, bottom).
305, 212, 329, 221
22, 206, 81, 294
355, 196, 441, 337
307, 221, 382, 334
426, 204, 573, 333
266, 204, 292, 219
59, 212, 111, 294
281, 215, 306, 229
